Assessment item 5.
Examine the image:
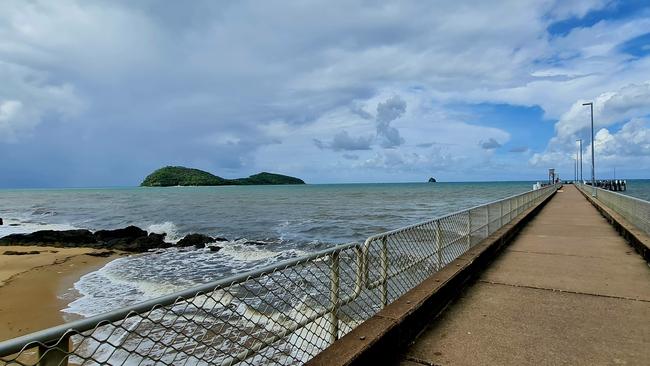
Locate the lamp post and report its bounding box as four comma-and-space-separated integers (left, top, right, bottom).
582, 102, 595, 196
575, 144, 578, 183
576, 139, 583, 183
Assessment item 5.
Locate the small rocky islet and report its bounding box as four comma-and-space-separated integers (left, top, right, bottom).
0, 225, 237, 253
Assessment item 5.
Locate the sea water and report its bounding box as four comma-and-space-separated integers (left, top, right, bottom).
1, 180, 647, 318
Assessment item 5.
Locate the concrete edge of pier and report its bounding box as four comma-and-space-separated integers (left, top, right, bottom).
306, 187, 559, 366
577, 187, 650, 264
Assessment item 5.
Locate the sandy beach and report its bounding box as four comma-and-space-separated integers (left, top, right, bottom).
0, 246, 121, 342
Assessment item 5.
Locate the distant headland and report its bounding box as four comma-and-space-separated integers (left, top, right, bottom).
141, 166, 305, 187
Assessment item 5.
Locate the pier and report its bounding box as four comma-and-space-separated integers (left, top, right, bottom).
585, 179, 628, 192
399, 185, 650, 365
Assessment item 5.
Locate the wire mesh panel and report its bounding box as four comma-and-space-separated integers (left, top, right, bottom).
0, 185, 558, 366
577, 184, 650, 235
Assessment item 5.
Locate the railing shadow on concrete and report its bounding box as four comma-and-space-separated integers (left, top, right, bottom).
0, 185, 559, 366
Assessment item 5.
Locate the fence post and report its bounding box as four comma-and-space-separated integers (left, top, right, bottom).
524, 194, 527, 209
38, 334, 70, 366
466, 210, 472, 249
381, 236, 388, 306
329, 251, 340, 342
486, 205, 490, 237
435, 221, 442, 271
499, 200, 503, 227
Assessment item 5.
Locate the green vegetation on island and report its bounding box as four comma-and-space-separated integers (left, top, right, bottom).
140, 166, 305, 187
141, 166, 228, 186
232, 172, 305, 185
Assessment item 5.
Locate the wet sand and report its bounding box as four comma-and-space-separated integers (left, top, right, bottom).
0, 246, 121, 342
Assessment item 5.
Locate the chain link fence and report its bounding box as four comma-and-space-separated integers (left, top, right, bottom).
576, 183, 650, 235
0, 185, 558, 366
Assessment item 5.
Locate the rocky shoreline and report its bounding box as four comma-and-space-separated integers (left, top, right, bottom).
0, 225, 229, 253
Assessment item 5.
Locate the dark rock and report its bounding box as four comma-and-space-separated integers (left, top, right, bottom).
94, 226, 148, 244
214, 237, 229, 242
208, 245, 222, 252
178, 233, 216, 248
3, 250, 40, 255
428, 177, 437, 183
85, 251, 115, 258
0, 218, 3, 225
93, 226, 171, 252
0, 229, 98, 247
9, 223, 19, 226
0, 225, 173, 253
111, 233, 171, 252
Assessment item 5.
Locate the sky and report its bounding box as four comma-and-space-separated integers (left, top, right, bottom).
1, 0, 650, 187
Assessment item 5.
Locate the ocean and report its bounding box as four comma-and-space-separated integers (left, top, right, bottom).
1, 180, 648, 319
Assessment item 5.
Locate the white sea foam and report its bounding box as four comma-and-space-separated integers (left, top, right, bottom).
146, 221, 181, 242
64, 240, 308, 318
0, 218, 78, 237
219, 239, 292, 262
61, 241, 351, 365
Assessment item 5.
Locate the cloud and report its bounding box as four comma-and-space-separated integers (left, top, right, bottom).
593, 118, 650, 157
350, 104, 372, 120
0, 0, 649, 185
0, 100, 21, 115
359, 148, 460, 173
553, 81, 650, 145
376, 95, 406, 148
532, 81, 650, 169
314, 130, 373, 151
416, 142, 436, 148
531, 118, 650, 176
480, 138, 502, 150
342, 153, 359, 160
509, 146, 529, 153
0, 61, 83, 142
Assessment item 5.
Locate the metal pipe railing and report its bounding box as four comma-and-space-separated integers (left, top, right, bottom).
576, 183, 650, 235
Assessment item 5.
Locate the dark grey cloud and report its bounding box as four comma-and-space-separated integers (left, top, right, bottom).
342, 153, 360, 160
416, 142, 435, 148
314, 130, 373, 151
350, 104, 372, 120
480, 138, 502, 150
509, 146, 529, 153
376, 96, 406, 148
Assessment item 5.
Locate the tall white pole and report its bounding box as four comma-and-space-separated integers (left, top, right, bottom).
573, 146, 578, 184
583, 102, 596, 196
579, 139, 583, 182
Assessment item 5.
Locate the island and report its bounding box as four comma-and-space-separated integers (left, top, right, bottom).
140, 166, 305, 186
428, 177, 437, 183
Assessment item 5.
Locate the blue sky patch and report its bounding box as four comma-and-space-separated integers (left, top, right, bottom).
547, 0, 650, 36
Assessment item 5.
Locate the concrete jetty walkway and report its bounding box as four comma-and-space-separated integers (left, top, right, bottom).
401, 185, 650, 365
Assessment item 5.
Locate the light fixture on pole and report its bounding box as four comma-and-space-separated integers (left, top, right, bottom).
582, 102, 596, 197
